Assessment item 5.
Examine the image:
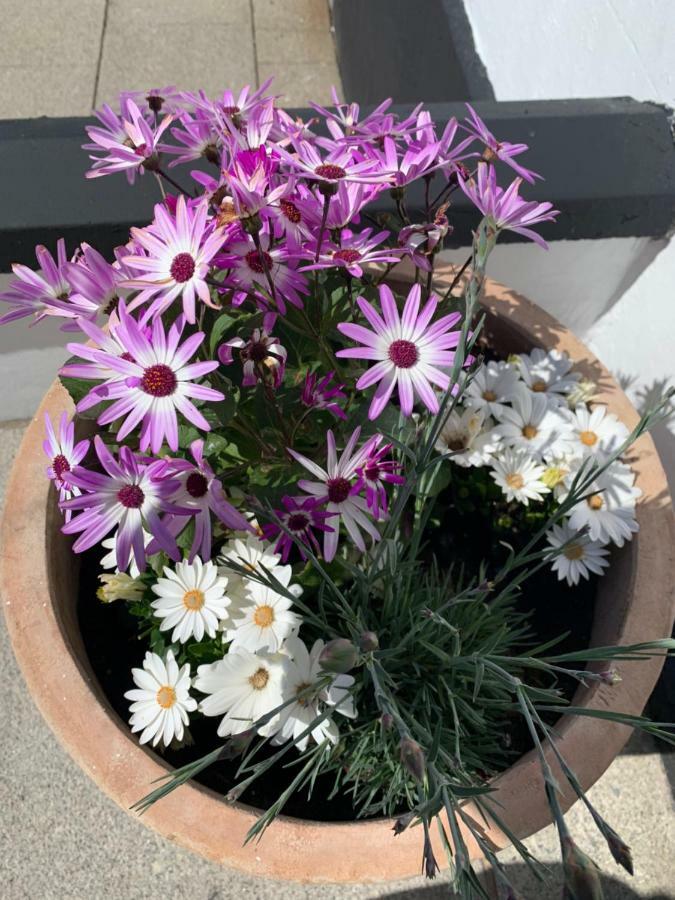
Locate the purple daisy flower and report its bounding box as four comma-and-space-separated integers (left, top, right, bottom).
301, 227, 400, 278
156, 439, 252, 562
336, 283, 463, 420
164, 110, 223, 167
458, 164, 558, 249
85, 99, 173, 181
60, 244, 124, 325
301, 371, 347, 420
354, 437, 404, 519
217, 232, 308, 315
61, 436, 184, 572
121, 195, 225, 324
276, 141, 388, 188
67, 301, 223, 453
262, 495, 334, 563
43, 412, 90, 522
288, 427, 380, 562
218, 326, 287, 389
0, 240, 71, 326
462, 104, 541, 184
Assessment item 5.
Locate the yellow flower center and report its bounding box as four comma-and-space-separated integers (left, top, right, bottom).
295, 681, 312, 707
564, 543, 585, 561
182, 588, 205, 611
542, 465, 567, 488
156, 685, 176, 709
522, 424, 538, 439
580, 430, 598, 447
249, 667, 270, 690
253, 604, 275, 628
482, 389, 497, 402
532, 380, 547, 392
587, 494, 604, 510
506, 473, 525, 489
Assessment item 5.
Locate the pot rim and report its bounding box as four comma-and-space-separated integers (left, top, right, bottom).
2, 270, 674, 883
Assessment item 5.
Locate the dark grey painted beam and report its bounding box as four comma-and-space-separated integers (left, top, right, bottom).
0, 97, 674, 270
332, 0, 495, 104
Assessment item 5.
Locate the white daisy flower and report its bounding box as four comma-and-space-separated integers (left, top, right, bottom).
541, 456, 575, 498
546, 522, 610, 586
435, 406, 501, 467
151, 557, 230, 644
217, 535, 283, 606
490, 449, 550, 505
273, 635, 356, 751
566, 378, 597, 408
124, 649, 197, 747
516, 348, 580, 404
464, 359, 521, 418
568, 404, 629, 460
494, 387, 573, 459
564, 460, 641, 547
194, 647, 290, 738
225, 564, 302, 652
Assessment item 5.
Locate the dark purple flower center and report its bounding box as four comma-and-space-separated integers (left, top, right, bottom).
315, 164, 347, 181
186, 472, 208, 498
327, 477, 352, 504
52, 454, 70, 481
222, 105, 240, 116
287, 512, 310, 532
120, 351, 135, 362
133, 143, 149, 157
333, 249, 361, 264
141, 364, 177, 397
280, 199, 301, 224
245, 250, 273, 274
388, 339, 419, 369
364, 463, 380, 482
249, 340, 270, 363
118, 483, 145, 508
170, 252, 196, 283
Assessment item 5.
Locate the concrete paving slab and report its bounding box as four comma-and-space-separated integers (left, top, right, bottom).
252, 0, 331, 31
0, 0, 104, 118
256, 24, 338, 66
1, 419, 674, 897
258, 62, 342, 106
95, 20, 256, 108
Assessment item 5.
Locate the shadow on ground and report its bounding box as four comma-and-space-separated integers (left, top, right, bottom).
380, 864, 673, 899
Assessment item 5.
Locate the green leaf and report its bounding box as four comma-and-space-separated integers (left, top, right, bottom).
209, 313, 237, 356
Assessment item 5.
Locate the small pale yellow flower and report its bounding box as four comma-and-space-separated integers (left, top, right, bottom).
97, 572, 145, 603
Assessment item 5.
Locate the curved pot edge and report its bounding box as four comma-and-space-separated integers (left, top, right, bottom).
1, 269, 673, 883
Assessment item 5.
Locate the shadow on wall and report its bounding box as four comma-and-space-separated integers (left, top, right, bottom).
617, 375, 675, 498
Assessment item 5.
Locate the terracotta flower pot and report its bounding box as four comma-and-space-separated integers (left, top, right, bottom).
2, 272, 674, 884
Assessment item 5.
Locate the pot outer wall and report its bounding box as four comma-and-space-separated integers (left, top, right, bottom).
2, 269, 674, 883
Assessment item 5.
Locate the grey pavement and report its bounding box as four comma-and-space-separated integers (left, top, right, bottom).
0, 0, 342, 119
1, 419, 674, 898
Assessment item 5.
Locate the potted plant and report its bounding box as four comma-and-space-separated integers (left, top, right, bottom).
1, 84, 673, 897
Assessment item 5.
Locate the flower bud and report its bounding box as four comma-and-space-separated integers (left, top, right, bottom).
380, 712, 394, 731
318, 638, 359, 674
561, 836, 603, 899
399, 736, 426, 783
97, 572, 145, 603
599, 668, 622, 686
392, 810, 415, 835
358, 631, 379, 653
220, 729, 255, 760
606, 829, 633, 875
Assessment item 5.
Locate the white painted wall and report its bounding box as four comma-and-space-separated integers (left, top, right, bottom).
463, 0, 675, 488
464, 0, 675, 105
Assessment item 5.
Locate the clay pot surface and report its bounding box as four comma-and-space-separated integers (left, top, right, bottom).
2, 271, 674, 883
